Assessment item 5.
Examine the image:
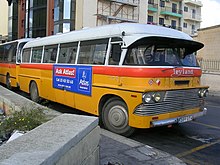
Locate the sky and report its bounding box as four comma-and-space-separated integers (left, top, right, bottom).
200, 0, 220, 28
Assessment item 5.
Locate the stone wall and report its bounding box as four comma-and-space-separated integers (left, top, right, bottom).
201, 71, 220, 96
0, 86, 100, 165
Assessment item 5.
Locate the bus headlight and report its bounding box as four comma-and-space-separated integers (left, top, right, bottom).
142, 92, 165, 104
142, 93, 152, 103
153, 93, 162, 102
198, 89, 208, 98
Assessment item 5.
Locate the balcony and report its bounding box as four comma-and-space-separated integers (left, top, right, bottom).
160, 7, 182, 18
184, 0, 202, 7
148, 3, 158, 12
184, 12, 202, 22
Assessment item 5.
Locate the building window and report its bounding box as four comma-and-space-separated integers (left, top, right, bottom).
192, 24, 195, 31
184, 6, 188, 12
147, 15, 154, 23
22, 2, 25, 11
172, 3, 177, 13
192, 9, 196, 19
149, 0, 154, 5
21, 19, 24, 28
183, 22, 187, 28
54, 0, 76, 34
159, 18, 164, 25
160, 0, 165, 7
25, 0, 47, 38
171, 20, 177, 29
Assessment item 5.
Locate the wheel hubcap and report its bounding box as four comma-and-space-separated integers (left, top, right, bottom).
108, 105, 128, 128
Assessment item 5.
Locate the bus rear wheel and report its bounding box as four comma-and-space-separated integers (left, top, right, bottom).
101, 97, 135, 137
30, 81, 40, 103
6, 74, 11, 89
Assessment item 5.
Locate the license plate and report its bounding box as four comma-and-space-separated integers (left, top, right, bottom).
178, 115, 193, 123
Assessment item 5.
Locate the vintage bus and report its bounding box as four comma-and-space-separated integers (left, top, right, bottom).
19, 23, 208, 136
0, 39, 33, 89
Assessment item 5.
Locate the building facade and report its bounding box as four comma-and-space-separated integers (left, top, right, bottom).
194, 25, 220, 60
0, 0, 9, 43
147, 0, 202, 36
6, 0, 202, 40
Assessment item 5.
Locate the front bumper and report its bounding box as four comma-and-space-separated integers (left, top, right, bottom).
151, 107, 207, 127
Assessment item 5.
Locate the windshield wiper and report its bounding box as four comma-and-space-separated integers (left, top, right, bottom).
161, 66, 183, 73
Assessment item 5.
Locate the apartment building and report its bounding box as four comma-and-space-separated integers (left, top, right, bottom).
183, 0, 202, 35
6, 0, 202, 40
147, 0, 202, 36
0, 0, 8, 43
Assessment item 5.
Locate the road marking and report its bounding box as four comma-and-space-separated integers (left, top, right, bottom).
175, 139, 220, 158
192, 121, 220, 130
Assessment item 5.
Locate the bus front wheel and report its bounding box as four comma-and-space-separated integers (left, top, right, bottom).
30, 81, 40, 103
101, 97, 135, 137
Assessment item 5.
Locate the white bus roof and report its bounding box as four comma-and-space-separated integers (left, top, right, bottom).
23, 23, 194, 48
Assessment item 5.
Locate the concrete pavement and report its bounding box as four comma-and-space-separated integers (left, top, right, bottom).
100, 129, 185, 165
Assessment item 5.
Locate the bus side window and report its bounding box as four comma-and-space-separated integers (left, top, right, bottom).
8, 42, 17, 63
0, 46, 4, 62
58, 42, 77, 64
31, 47, 43, 63
22, 48, 31, 63
4, 44, 10, 62
78, 39, 108, 65
124, 48, 138, 65
109, 44, 121, 65
43, 45, 58, 63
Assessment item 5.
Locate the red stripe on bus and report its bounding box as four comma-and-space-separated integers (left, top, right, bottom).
20, 64, 53, 70
93, 66, 202, 78
0, 63, 16, 68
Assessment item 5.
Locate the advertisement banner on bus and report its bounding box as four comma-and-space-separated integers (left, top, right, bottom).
53, 65, 92, 96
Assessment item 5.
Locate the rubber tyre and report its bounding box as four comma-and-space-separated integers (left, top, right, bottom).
101, 97, 135, 137
30, 81, 40, 102
6, 74, 11, 89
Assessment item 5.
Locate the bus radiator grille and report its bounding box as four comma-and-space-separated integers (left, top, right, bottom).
134, 89, 204, 116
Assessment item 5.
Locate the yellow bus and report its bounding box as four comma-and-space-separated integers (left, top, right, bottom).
0, 39, 33, 89
19, 23, 208, 136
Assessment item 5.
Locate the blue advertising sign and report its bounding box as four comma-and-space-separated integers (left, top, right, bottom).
53, 65, 92, 96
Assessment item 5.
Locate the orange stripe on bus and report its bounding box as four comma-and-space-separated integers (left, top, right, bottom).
18, 64, 202, 77
20, 64, 53, 70
0, 63, 16, 68
93, 66, 202, 78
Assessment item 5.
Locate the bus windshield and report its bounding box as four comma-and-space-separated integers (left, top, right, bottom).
124, 45, 198, 67
124, 37, 202, 67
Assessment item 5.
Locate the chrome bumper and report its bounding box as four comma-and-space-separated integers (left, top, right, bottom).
151, 108, 207, 127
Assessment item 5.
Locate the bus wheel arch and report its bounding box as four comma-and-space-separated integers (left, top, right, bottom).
99, 95, 135, 137
29, 81, 40, 103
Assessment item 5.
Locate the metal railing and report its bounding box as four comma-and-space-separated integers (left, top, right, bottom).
198, 59, 220, 71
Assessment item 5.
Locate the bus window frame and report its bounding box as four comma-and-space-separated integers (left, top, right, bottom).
43, 44, 58, 63
57, 42, 78, 64
77, 39, 108, 65
21, 48, 32, 63
31, 46, 43, 63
